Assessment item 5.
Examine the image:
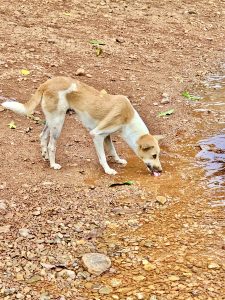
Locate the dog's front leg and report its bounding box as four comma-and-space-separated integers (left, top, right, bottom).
92, 134, 117, 175
104, 135, 127, 165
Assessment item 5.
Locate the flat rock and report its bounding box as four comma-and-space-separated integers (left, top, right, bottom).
82, 253, 111, 275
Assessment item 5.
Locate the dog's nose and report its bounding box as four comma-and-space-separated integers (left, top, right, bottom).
153, 166, 162, 172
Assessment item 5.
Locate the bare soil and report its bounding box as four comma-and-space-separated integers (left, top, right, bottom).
0, 1, 225, 299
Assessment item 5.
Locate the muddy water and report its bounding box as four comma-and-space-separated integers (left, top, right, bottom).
117, 74, 225, 207
196, 75, 225, 206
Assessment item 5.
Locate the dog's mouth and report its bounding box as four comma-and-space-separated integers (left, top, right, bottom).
147, 165, 162, 176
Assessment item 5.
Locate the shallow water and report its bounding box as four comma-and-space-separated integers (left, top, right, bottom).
195, 75, 225, 206
114, 73, 225, 208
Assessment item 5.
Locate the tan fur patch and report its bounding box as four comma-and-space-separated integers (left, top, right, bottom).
35, 77, 134, 126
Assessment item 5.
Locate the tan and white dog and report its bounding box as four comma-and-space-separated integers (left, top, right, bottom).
2, 76, 163, 175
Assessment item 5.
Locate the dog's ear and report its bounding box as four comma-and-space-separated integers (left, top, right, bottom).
154, 135, 165, 142
140, 144, 154, 151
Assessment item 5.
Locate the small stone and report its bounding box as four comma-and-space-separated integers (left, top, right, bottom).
40, 263, 56, 269
116, 37, 125, 43
112, 295, 120, 300
0, 182, 6, 189
156, 196, 167, 205
110, 278, 122, 287
16, 293, 24, 299
161, 98, 170, 104
143, 240, 153, 248
82, 253, 111, 275
133, 275, 146, 281
136, 292, 145, 299
75, 68, 86, 76
33, 211, 41, 216
143, 263, 156, 271
86, 74, 92, 78
58, 269, 76, 280
16, 273, 24, 281
162, 92, 169, 98
149, 296, 157, 300
4, 288, 16, 295
98, 286, 113, 295
208, 262, 220, 269
120, 77, 126, 81
168, 275, 180, 281
0, 106, 5, 112
0, 225, 11, 233
19, 228, 30, 237
27, 275, 42, 284
40, 294, 50, 300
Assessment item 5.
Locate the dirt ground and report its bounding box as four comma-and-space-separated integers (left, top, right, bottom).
0, 1, 225, 300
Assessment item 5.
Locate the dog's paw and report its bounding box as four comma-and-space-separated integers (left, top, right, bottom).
116, 158, 127, 165
105, 168, 117, 175
42, 151, 49, 160
51, 163, 62, 170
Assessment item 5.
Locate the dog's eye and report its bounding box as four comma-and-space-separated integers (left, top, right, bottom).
152, 154, 157, 159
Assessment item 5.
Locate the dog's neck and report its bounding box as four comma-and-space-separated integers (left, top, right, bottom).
121, 110, 149, 154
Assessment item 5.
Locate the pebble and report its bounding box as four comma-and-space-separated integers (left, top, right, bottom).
75, 68, 86, 76
4, 288, 17, 295
82, 252, 111, 275
110, 278, 122, 287
40, 263, 56, 269
156, 196, 167, 205
19, 228, 30, 237
0, 225, 11, 233
16, 273, 24, 281
98, 286, 113, 295
143, 263, 156, 271
168, 275, 180, 281
116, 37, 125, 43
136, 292, 145, 299
26, 275, 42, 284
133, 275, 146, 281
58, 269, 76, 280
208, 262, 220, 269
161, 92, 170, 104
0, 200, 7, 210
112, 295, 120, 300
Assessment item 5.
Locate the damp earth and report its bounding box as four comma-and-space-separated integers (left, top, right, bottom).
0, 1, 225, 300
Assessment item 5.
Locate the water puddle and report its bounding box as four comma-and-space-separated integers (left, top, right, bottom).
195, 74, 225, 206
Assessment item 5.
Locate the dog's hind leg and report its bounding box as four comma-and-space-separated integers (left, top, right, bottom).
46, 113, 65, 170
40, 124, 50, 160
104, 135, 127, 165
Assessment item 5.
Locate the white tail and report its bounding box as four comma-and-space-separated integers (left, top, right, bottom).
2, 101, 27, 115
2, 86, 44, 116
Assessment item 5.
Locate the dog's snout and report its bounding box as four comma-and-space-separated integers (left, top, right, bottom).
146, 163, 162, 172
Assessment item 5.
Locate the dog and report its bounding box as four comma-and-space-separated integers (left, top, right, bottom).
2, 76, 164, 175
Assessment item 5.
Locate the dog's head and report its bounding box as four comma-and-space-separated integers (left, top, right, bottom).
137, 134, 164, 176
